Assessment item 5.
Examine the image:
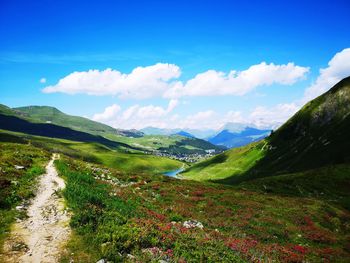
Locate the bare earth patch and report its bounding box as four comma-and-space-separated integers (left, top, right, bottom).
3, 154, 70, 263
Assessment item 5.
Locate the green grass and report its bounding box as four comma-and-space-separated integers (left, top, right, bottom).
236, 164, 350, 210
2, 104, 222, 155
105, 133, 223, 154
56, 157, 350, 262
182, 141, 266, 181
0, 142, 49, 252
13, 105, 119, 136
0, 130, 183, 175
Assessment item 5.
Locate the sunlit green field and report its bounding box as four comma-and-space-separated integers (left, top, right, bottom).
182, 141, 266, 181
0, 130, 183, 175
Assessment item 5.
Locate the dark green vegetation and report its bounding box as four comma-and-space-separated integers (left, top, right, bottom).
0, 142, 49, 251
183, 76, 350, 183
57, 156, 350, 262
0, 113, 135, 150
238, 164, 350, 210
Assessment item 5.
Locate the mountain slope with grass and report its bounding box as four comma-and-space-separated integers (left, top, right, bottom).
1, 104, 222, 155
183, 76, 350, 183
13, 105, 143, 137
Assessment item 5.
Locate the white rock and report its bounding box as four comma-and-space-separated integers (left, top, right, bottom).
183, 220, 204, 229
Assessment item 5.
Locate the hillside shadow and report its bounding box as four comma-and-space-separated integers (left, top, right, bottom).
0, 114, 141, 151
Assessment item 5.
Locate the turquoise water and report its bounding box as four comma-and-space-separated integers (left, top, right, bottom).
163, 168, 184, 178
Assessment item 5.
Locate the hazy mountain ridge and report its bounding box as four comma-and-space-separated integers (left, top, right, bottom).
208, 127, 271, 148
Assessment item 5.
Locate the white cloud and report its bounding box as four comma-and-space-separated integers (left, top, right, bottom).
92, 104, 121, 122
43, 63, 181, 99
248, 103, 299, 129
303, 48, 350, 103
164, 62, 309, 98
43, 62, 308, 99
40, 77, 46, 83
91, 100, 179, 129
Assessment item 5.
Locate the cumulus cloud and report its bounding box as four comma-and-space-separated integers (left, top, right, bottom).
40, 77, 46, 83
91, 100, 179, 129
248, 48, 350, 130
248, 103, 300, 129
43, 63, 181, 99
165, 62, 309, 98
92, 104, 121, 122
302, 48, 350, 103
43, 62, 308, 99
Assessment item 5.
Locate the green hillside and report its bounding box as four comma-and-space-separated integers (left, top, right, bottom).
182, 76, 350, 183
1, 104, 222, 155
182, 141, 266, 180
13, 106, 122, 136
238, 163, 350, 210
0, 130, 182, 175
106, 133, 225, 155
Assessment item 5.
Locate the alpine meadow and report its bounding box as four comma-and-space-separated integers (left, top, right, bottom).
1, 1, 350, 262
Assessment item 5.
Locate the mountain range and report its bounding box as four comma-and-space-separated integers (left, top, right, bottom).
141, 123, 271, 148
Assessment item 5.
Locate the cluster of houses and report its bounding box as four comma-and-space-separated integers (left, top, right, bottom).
146, 149, 218, 163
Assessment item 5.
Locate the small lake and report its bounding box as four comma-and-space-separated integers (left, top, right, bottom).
163, 168, 184, 178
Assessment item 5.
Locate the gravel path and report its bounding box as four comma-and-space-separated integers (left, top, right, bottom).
3, 154, 70, 263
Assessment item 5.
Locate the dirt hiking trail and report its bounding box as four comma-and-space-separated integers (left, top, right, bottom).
3, 154, 70, 263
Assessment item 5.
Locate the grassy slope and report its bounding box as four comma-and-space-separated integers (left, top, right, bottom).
13, 106, 118, 136
105, 133, 224, 155
237, 164, 350, 210
182, 141, 266, 181
57, 156, 350, 262
182, 76, 350, 183
1, 104, 222, 155
0, 130, 182, 175
0, 142, 49, 253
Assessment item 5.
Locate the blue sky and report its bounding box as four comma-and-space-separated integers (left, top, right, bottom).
1, 0, 350, 129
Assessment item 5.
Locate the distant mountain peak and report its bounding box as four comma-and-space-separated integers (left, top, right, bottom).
173, 131, 195, 138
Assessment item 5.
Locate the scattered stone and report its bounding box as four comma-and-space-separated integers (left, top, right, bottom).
15, 205, 24, 211
96, 259, 106, 263
183, 220, 204, 229
14, 165, 25, 170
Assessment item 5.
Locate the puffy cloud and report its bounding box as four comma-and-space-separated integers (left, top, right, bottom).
91, 100, 179, 129
43, 62, 308, 99
43, 63, 181, 99
92, 104, 121, 122
40, 77, 46, 83
164, 62, 309, 98
303, 48, 350, 102
249, 103, 300, 129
